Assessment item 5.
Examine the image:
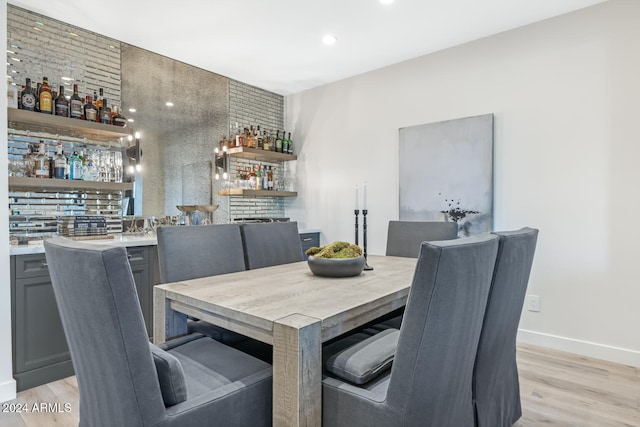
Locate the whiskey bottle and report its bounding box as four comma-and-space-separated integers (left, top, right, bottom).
255, 165, 262, 190
69, 84, 83, 119
84, 95, 97, 122
39, 77, 53, 114
256, 125, 263, 149
54, 85, 69, 117
262, 130, 271, 151
282, 130, 289, 154
20, 78, 36, 111
53, 142, 67, 179
34, 141, 50, 178
247, 126, 255, 148
287, 132, 293, 155
267, 166, 274, 190
275, 130, 282, 153
111, 105, 127, 127
100, 99, 112, 124
95, 88, 104, 119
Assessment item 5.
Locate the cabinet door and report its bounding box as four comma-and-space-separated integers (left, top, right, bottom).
127, 247, 151, 336
13, 275, 72, 376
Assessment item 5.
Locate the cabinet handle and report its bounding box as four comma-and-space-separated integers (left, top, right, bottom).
302, 238, 313, 242
40, 261, 48, 268
127, 254, 133, 259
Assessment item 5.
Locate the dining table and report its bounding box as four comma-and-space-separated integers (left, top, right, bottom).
153, 254, 418, 427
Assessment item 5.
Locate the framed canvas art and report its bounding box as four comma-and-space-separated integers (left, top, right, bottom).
399, 114, 494, 236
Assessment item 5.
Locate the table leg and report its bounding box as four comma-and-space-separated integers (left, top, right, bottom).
273, 314, 322, 427
153, 287, 187, 344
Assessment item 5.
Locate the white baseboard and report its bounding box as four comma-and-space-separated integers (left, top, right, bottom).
0, 378, 16, 404
517, 329, 640, 367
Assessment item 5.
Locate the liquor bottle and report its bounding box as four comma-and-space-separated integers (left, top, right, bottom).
69, 151, 83, 180
100, 99, 111, 124
34, 141, 50, 178
262, 130, 270, 151
282, 130, 289, 154
35, 83, 42, 112
261, 164, 268, 189
243, 127, 250, 147
246, 125, 255, 148
84, 95, 97, 122
235, 126, 244, 147
54, 85, 69, 117
25, 144, 37, 177
287, 132, 294, 155
20, 78, 36, 111
267, 166, 273, 190
53, 142, 67, 179
275, 130, 282, 153
95, 88, 104, 117
69, 84, 83, 119
256, 126, 263, 149
111, 105, 127, 127
255, 165, 262, 190
39, 77, 53, 114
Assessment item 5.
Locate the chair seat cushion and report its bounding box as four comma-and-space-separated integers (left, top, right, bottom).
325, 328, 399, 385
167, 335, 272, 398
149, 343, 188, 407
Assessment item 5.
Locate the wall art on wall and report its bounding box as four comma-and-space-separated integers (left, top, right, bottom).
399, 114, 494, 236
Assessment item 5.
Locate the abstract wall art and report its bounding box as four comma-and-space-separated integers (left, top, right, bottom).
399, 114, 494, 236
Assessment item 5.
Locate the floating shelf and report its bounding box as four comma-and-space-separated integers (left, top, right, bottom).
224, 146, 297, 162
9, 176, 133, 192
218, 189, 297, 197
8, 108, 131, 142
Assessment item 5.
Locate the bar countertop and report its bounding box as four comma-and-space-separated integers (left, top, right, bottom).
9, 233, 158, 256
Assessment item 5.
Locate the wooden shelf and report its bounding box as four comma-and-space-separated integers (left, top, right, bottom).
8, 108, 131, 142
218, 189, 297, 197
224, 146, 297, 162
9, 176, 133, 192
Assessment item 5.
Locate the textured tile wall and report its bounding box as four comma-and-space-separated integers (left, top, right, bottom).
7, 5, 121, 106
7, 5, 288, 223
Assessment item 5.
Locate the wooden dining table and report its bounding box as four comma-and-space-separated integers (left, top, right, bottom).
153, 254, 417, 427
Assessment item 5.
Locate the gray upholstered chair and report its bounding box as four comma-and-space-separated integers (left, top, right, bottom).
156, 224, 248, 344
473, 227, 539, 427
385, 220, 459, 258
323, 234, 500, 427
240, 221, 304, 270
44, 237, 272, 427
374, 220, 459, 331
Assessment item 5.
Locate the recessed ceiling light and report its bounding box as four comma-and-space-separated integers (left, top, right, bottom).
379, 0, 394, 4
128, 108, 136, 113
165, 102, 174, 107
128, 118, 135, 123
322, 34, 337, 46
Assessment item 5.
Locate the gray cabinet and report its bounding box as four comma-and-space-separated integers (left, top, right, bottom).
299, 232, 320, 260
11, 254, 74, 391
10, 245, 157, 391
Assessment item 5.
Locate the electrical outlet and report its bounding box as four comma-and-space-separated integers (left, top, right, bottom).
527, 294, 540, 312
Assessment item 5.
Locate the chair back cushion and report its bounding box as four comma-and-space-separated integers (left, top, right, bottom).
473, 227, 538, 427
157, 224, 246, 282
386, 221, 458, 258
44, 238, 165, 426
240, 221, 303, 269
386, 234, 499, 426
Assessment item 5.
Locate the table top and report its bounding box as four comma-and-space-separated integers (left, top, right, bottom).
156, 255, 417, 342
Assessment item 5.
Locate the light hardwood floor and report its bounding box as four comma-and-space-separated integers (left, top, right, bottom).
1, 343, 638, 426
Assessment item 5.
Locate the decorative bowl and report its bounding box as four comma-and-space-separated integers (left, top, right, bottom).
307, 255, 366, 278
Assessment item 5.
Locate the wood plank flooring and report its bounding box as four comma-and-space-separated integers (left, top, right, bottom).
1, 343, 638, 426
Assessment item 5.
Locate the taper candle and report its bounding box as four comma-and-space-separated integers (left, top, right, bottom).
355, 184, 359, 210
363, 181, 367, 210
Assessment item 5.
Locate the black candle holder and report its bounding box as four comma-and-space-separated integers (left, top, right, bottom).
354, 210, 360, 246
362, 209, 374, 271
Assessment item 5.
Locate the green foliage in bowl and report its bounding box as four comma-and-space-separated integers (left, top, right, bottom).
305, 241, 362, 259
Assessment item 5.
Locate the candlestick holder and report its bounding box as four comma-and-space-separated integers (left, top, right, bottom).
354, 210, 360, 246
362, 209, 374, 271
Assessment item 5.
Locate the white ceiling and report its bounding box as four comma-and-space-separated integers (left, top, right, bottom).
9, 0, 605, 95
